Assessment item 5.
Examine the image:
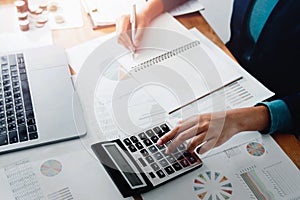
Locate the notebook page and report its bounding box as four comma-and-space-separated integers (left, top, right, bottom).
122, 38, 241, 112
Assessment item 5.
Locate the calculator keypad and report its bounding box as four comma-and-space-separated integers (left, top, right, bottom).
122, 123, 201, 186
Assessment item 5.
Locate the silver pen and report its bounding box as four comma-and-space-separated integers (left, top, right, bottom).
130, 4, 136, 58
168, 76, 243, 115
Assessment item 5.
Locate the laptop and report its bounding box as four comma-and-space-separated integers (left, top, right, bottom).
0, 45, 86, 154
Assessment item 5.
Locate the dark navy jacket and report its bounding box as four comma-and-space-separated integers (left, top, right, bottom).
226, 0, 300, 132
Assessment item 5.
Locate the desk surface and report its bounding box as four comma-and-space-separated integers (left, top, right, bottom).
1, 0, 300, 195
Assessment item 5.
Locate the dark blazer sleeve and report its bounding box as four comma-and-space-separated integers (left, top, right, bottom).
282, 93, 300, 134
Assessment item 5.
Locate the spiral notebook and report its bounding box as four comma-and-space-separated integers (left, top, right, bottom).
117, 40, 242, 113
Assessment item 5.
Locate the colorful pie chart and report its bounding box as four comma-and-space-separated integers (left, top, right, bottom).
246, 142, 265, 156
40, 159, 62, 177
193, 170, 233, 200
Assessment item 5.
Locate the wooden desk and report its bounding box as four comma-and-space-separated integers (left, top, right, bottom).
1, 1, 299, 198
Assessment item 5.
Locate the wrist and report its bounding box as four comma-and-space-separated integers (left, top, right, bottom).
137, 11, 152, 27
226, 106, 270, 133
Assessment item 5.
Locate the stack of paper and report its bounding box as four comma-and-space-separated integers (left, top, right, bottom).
169, 0, 204, 16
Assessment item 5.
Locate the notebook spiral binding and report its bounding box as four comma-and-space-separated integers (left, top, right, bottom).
131, 40, 201, 72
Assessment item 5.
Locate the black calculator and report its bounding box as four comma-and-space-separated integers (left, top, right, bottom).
91, 123, 203, 198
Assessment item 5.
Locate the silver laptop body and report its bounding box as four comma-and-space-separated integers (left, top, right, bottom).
0, 45, 86, 154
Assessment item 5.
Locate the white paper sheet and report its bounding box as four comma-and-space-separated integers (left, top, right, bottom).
94, 75, 167, 140
169, 0, 204, 16
66, 33, 116, 73
0, 139, 131, 200
81, 0, 146, 27
199, 0, 233, 43
142, 134, 300, 200
188, 27, 274, 107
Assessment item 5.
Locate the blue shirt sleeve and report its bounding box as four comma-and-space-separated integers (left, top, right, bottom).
256, 100, 293, 134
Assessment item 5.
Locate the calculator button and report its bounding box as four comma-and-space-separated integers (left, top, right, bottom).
143, 139, 152, 146
165, 140, 172, 147
172, 162, 183, 171
156, 170, 165, 178
183, 151, 197, 164
153, 126, 163, 135
186, 155, 197, 164
138, 158, 147, 167
145, 129, 155, 137
172, 148, 179, 154
158, 132, 165, 138
128, 145, 137, 152
178, 143, 186, 151
164, 166, 175, 175
160, 124, 170, 132
123, 138, 132, 146
153, 152, 163, 160
145, 156, 154, 164
135, 142, 143, 150
151, 135, 159, 143
161, 150, 169, 157
180, 159, 190, 168
148, 145, 158, 153
150, 163, 160, 171
149, 172, 156, 179
173, 152, 184, 160
138, 132, 147, 140
140, 149, 149, 157
166, 155, 176, 163
130, 136, 138, 143
158, 159, 168, 168
183, 151, 190, 156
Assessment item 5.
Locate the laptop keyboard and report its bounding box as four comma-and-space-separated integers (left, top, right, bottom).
0, 53, 38, 146
122, 124, 199, 181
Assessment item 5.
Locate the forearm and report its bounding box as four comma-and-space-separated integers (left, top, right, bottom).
140, 0, 164, 24
141, 0, 189, 24
226, 106, 270, 133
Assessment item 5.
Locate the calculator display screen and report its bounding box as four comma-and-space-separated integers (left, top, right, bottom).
106, 144, 143, 187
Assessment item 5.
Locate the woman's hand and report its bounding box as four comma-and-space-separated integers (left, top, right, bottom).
116, 12, 151, 52
157, 106, 270, 155
115, 0, 165, 51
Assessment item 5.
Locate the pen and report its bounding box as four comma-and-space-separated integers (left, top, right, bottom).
130, 4, 136, 57
168, 76, 243, 115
